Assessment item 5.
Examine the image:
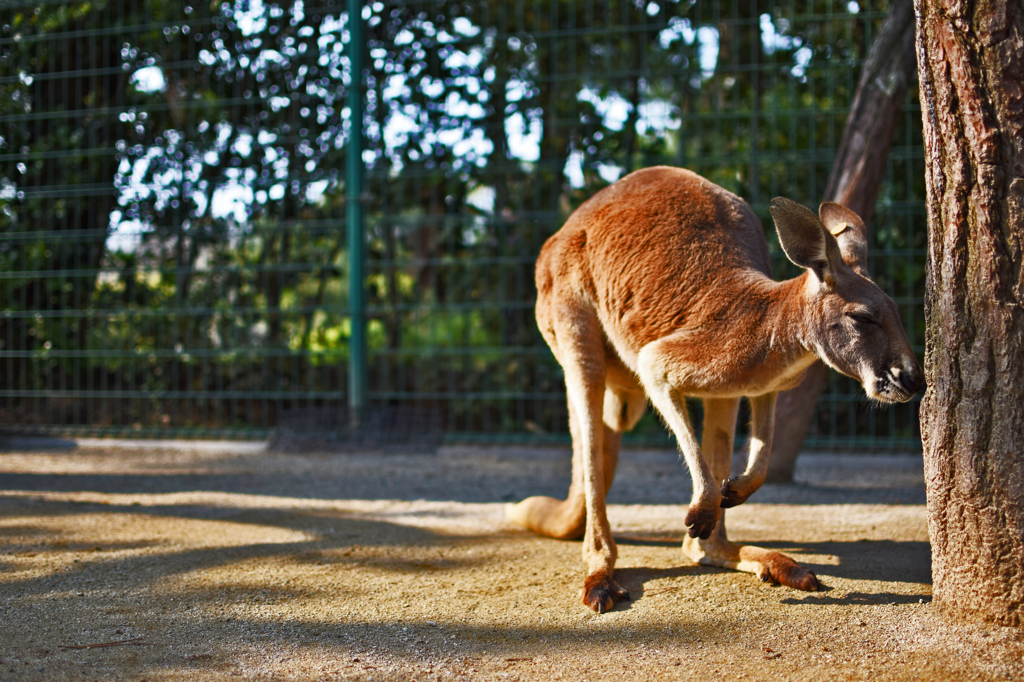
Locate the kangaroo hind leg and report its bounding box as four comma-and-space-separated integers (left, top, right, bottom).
506, 381, 632, 539
506, 395, 620, 540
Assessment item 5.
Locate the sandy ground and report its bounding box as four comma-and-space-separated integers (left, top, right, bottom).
1, 440, 1022, 681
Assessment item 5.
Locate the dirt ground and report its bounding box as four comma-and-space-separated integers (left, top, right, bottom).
1, 439, 1022, 681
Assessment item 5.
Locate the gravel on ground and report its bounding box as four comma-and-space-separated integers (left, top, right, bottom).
1, 441, 1021, 681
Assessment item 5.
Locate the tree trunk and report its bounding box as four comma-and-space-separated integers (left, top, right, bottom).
915, 0, 1024, 625
766, 0, 917, 482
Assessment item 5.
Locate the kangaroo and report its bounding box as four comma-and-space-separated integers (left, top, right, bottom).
507, 166, 923, 612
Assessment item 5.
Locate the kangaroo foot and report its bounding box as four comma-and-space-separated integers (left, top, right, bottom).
754, 552, 822, 591
684, 537, 823, 592
580, 569, 630, 613
684, 501, 721, 540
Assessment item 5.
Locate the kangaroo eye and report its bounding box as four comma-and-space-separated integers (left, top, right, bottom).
847, 313, 876, 326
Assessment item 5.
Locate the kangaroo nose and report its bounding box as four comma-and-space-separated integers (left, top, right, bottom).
895, 366, 925, 395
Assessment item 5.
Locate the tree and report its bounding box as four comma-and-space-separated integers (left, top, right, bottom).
767, 0, 917, 481
915, 0, 1024, 625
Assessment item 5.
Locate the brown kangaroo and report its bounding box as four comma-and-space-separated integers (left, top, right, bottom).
507, 166, 923, 612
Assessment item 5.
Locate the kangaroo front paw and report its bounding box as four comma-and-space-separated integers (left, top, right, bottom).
684, 502, 720, 540
759, 554, 822, 591
580, 570, 630, 613
719, 478, 753, 508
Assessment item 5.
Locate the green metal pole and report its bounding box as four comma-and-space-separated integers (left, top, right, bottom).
346, 0, 367, 427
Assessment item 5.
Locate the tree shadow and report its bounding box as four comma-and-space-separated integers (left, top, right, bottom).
2, 447, 931, 642
0, 487, 940, 681
21, 612, 744, 680
0, 489, 755, 679
0, 448, 930, 506
0, 493, 496, 603
781, 592, 931, 606
0, 437, 76, 451
0, 466, 576, 504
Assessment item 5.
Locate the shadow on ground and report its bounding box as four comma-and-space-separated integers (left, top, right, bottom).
0, 445, 926, 505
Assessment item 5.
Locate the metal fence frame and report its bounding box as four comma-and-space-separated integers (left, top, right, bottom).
0, 0, 925, 449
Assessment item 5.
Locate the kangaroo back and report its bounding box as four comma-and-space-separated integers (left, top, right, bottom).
536, 166, 772, 367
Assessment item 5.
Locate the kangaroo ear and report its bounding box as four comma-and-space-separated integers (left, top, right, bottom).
770, 197, 843, 282
819, 202, 869, 274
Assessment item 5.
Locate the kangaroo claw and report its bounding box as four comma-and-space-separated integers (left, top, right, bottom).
581, 570, 630, 613
720, 478, 754, 508
685, 503, 720, 539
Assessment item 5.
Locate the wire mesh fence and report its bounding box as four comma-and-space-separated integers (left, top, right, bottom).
0, 0, 924, 449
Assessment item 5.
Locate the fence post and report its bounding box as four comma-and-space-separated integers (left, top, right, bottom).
346, 0, 367, 427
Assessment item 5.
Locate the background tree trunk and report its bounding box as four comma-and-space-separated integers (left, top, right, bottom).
766, 0, 917, 482
915, 0, 1024, 625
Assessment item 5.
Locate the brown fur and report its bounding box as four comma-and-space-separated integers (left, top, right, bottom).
507, 167, 922, 612
581, 569, 629, 613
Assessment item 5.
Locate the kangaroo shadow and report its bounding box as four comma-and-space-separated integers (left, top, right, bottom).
614, 564, 718, 604
613, 534, 930, 587
614, 533, 679, 548
754, 539, 931, 585
781, 591, 931, 606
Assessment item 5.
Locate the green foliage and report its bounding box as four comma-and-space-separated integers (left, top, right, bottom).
0, 0, 924, 445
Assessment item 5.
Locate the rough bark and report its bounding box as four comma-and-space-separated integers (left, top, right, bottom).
766, 0, 917, 482
915, 0, 1024, 625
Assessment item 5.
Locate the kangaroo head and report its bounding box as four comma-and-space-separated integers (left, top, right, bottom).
770, 197, 924, 404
